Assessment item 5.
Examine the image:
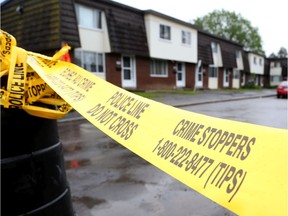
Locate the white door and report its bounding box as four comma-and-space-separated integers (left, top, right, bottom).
122, 55, 136, 88
176, 62, 185, 87
223, 69, 229, 87
196, 65, 203, 87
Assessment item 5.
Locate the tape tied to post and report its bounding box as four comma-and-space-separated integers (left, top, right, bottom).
0, 30, 72, 119
0, 29, 287, 216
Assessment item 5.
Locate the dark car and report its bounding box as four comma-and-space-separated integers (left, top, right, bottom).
276, 81, 288, 98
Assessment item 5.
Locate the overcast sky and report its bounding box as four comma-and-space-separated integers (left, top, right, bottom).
112, 0, 287, 56
1, 0, 287, 56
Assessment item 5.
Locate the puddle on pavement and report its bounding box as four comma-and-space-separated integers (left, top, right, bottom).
63, 139, 120, 153
65, 153, 138, 170
60, 119, 238, 216
72, 196, 106, 208
63, 142, 83, 153
113, 175, 146, 185
92, 180, 147, 202
64, 142, 149, 170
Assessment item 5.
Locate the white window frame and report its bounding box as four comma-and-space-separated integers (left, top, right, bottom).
75, 4, 102, 29
259, 58, 262, 65
75, 50, 105, 73
159, 24, 171, 40
233, 69, 240, 79
236, 50, 240, 58
208, 66, 218, 77
150, 59, 168, 77
224, 69, 229, 83
253, 57, 257, 64
181, 30, 191, 45
211, 42, 218, 53
270, 75, 281, 82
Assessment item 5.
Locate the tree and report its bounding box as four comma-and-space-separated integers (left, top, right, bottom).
194, 9, 264, 54
277, 47, 287, 58
268, 53, 277, 58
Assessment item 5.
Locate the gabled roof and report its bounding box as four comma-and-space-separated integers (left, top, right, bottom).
264, 58, 270, 75
198, 30, 243, 68
1, 0, 80, 52
198, 44, 213, 65
242, 51, 250, 72
197, 28, 243, 47
245, 50, 266, 58
221, 49, 237, 68
267, 57, 287, 66
1, 0, 149, 56
75, 0, 149, 56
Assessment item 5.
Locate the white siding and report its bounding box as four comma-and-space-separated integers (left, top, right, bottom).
248, 53, 264, 75
211, 43, 223, 67
208, 78, 218, 89
144, 14, 197, 63
270, 65, 282, 76
270, 63, 282, 86
77, 12, 111, 52
236, 51, 244, 70
232, 78, 240, 88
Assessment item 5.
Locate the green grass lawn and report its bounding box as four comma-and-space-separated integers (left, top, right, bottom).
132, 89, 199, 99
133, 92, 162, 99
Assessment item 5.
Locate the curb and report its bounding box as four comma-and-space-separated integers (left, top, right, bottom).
173, 94, 275, 107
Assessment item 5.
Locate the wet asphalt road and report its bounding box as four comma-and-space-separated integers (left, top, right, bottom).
184, 97, 287, 129
58, 96, 287, 216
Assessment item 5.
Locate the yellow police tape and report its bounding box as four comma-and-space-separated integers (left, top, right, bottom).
0, 30, 72, 118
1, 29, 288, 215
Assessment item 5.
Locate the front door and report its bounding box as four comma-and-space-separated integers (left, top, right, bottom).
122, 55, 136, 88
196, 65, 203, 87
176, 62, 185, 88
223, 69, 229, 87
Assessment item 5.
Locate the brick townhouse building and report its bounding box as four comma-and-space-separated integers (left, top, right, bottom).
1, 0, 287, 90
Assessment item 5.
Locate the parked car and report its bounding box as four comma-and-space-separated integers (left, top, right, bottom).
276, 81, 288, 98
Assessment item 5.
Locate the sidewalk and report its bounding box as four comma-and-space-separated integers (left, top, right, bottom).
154, 89, 275, 107
59, 89, 276, 122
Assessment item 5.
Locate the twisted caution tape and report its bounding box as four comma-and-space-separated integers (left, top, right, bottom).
0, 30, 72, 119
1, 29, 287, 216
